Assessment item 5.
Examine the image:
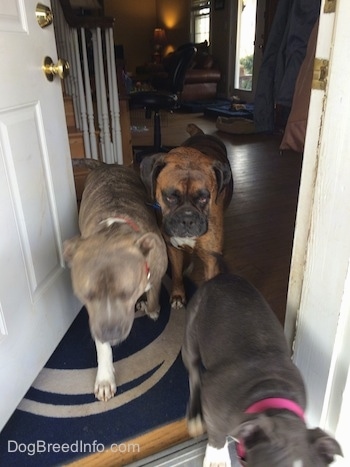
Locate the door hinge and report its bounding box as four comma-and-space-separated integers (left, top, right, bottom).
312, 58, 329, 91
324, 0, 336, 13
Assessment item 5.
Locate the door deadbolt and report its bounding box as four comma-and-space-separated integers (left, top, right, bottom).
43, 57, 70, 81
36, 3, 54, 28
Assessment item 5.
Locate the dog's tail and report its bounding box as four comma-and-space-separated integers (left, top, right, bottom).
212, 252, 230, 275
186, 123, 204, 136
71, 158, 106, 170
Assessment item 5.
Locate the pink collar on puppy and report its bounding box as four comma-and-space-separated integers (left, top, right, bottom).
245, 397, 305, 421
236, 398, 305, 463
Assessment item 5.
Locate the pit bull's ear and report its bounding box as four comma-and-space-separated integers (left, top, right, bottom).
233, 415, 274, 449
307, 428, 343, 463
136, 233, 159, 257
63, 236, 82, 267
212, 160, 232, 197
140, 153, 166, 199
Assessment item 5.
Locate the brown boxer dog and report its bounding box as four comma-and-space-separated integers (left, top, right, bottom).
140, 124, 233, 308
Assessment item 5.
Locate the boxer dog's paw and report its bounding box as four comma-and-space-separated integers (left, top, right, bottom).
170, 295, 186, 309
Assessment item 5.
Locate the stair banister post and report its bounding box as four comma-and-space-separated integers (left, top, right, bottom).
106, 27, 123, 164
80, 27, 99, 160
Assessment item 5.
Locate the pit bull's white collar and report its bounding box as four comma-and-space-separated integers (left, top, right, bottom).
100, 216, 140, 232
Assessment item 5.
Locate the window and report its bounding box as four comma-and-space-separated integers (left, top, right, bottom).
190, 0, 211, 44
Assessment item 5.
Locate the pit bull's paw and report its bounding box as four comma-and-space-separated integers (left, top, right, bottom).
137, 300, 160, 321
203, 442, 231, 467
188, 414, 206, 437
170, 295, 186, 309
146, 307, 160, 321
136, 299, 147, 314
94, 378, 116, 402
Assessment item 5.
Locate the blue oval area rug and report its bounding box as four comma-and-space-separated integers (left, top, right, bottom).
0, 275, 194, 466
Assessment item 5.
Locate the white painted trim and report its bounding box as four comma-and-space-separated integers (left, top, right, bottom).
286, 0, 350, 463
284, 0, 335, 348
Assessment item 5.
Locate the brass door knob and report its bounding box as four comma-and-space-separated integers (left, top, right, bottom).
43, 56, 70, 81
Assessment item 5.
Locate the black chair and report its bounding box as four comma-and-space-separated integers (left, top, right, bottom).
129, 44, 197, 159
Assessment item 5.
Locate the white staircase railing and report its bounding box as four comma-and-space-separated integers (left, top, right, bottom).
52, 0, 123, 164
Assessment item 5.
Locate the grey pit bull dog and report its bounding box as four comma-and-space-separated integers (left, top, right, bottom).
64, 164, 167, 401
182, 273, 342, 467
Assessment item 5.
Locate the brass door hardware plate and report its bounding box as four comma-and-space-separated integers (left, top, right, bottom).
312, 58, 329, 91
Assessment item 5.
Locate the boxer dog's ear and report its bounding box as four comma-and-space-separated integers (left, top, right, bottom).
212, 159, 232, 201
140, 153, 166, 199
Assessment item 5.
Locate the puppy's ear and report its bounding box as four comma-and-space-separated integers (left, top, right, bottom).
307, 428, 343, 463
140, 153, 166, 199
62, 236, 82, 267
212, 159, 232, 198
233, 415, 273, 449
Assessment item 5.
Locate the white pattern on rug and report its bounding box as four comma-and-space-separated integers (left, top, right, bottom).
18, 276, 186, 418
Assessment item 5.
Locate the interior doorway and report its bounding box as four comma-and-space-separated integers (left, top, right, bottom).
228, 0, 266, 102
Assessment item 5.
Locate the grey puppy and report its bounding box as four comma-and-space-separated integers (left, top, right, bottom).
64, 164, 167, 401
182, 273, 342, 466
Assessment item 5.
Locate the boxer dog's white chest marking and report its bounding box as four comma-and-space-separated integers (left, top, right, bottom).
170, 236, 197, 249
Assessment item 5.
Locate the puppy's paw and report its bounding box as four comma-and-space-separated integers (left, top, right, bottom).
94, 378, 117, 402
203, 442, 231, 467
170, 295, 186, 309
188, 414, 206, 437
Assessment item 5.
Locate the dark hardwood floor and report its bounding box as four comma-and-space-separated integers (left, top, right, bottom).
222, 131, 303, 324
132, 110, 303, 324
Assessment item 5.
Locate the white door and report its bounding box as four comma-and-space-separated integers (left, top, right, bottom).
0, 0, 81, 430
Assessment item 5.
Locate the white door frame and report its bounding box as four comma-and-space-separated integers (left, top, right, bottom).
285, 0, 350, 463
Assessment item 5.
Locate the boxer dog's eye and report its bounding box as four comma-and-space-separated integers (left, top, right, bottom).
195, 190, 210, 207
166, 196, 177, 204
198, 196, 209, 205
165, 194, 178, 205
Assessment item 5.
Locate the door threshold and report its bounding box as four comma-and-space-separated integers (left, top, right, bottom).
127, 435, 241, 466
